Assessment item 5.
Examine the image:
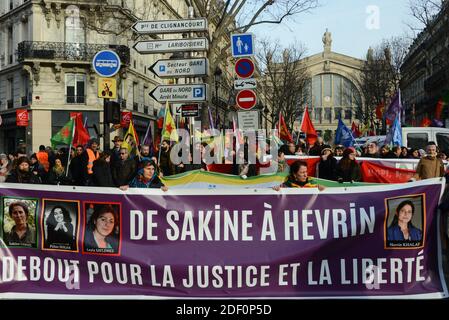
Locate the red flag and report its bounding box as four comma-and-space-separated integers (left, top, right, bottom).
351, 121, 361, 138
300, 107, 317, 145
435, 99, 444, 119
361, 161, 415, 183
375, 101, 384, 120
420, 117, 432, 127
278, 113, 294, 143
72, 113, 90, 146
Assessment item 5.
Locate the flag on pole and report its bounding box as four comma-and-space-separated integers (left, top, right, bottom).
300, 106, 317, 146
385, 90, 403, 122
351, 121, 361, 138
435, 99, 444, 120
278, 113, 294, 143
122, 119, 140, 156
385, 116, 402, 146
334, 118, 355, 147
72, 113, 90, 146
420, 117, 432, 127
51, 118, 75, 148
233, 116, 244, 151
162, 101, 178, 142
375, 101, 384, 120
142, 122, 153, 146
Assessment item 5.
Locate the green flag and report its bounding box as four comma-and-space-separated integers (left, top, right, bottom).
51, 118, 75, 148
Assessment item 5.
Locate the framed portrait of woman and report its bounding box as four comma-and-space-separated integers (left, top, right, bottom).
41, 199, 80, 251
384, 194, 425, 249
82, 202, 121, 255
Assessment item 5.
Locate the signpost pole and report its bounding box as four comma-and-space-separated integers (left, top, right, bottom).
103, 98, 110, 151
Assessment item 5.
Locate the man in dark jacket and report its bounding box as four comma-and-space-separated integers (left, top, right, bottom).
69, 145, 85, 186
159, 140, 175, 176
111, 147, 136, 187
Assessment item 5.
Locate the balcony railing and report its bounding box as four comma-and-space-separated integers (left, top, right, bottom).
18, 41, 130, 65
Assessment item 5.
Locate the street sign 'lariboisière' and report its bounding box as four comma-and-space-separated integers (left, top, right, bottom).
149, 84, 207, 103
149, 58, 208, 78
132, 18, 208, 34
133, 38, 208, 54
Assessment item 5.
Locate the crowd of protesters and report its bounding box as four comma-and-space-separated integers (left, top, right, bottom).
0, 133, 446, 189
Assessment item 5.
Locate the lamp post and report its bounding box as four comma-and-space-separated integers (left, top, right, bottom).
214, 67, 222, 128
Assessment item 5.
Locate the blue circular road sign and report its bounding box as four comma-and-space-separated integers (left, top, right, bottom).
92, 50, 121, 77
235, 58, 254, 79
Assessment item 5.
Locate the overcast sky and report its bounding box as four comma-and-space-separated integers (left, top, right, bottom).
252, 0, 413, 59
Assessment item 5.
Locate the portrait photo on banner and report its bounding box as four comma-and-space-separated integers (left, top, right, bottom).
384, 194, 425, 249
41, 199, 79, 252
1, 197, 38, 248
82, 202, 121, 255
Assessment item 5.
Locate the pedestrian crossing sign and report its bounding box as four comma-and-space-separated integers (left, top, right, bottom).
231, 33, 254, 57
98, 78, 117, 99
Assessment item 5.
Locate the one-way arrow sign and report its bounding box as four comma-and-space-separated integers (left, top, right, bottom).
133, 38, 208, 54
149, 58, 208, 78
149, 84, 207, 103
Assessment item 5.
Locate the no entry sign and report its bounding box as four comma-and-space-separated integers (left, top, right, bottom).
235, 58, 255, 79
236, 89, 257, 110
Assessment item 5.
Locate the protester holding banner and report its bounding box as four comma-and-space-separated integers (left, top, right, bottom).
128, 160, 168, 190
84, 204, 119, 254
387, 200, 422, 241
274, 160, 324, 190
3, 201, 36, 247
44, 205, 75, 250
336, 147, 361, 183
111, 147, 136, 188
413, 142, 445, 180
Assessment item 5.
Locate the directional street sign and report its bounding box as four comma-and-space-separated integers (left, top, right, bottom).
149, 58, 208, 78
231, 33, 254, 57
132, 18, 208, 34
92, 50, 121, 77
235, 58, 255, 78
149, 84, 207, 103
236, 89, 257, 110
133, 38, 208, 54
234, 78, 257, 90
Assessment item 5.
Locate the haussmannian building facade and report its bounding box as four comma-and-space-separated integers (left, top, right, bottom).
0, 0, 217, 154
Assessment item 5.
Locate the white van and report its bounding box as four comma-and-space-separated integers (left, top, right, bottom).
354, 127, 449, 152
402, 127, 449, 151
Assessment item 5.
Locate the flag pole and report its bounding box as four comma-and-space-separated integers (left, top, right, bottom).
158, 101, 169, 165
297, 106, 306, 145
65, 117, 76, 177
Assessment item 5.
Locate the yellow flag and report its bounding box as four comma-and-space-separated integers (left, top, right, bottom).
162, 101, 179, 142
122, 119, 140, 156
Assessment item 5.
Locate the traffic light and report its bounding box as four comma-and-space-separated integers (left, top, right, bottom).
104, 101, 120, 124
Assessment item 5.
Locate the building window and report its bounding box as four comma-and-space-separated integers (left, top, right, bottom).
324, 108, 332, 123
22, 74, 30, 106
65, 74, 86, 104
345, 108, 352, 120
8, 25, 13, 64
314, 107, 322, 123
333, 75, 342, 106
334, 107, 342, 120
323, 74, 331, 100
65, 16, 85, 43
312, 75, 321, 107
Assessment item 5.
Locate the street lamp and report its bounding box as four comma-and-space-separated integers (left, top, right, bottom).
214, 67, 222, 127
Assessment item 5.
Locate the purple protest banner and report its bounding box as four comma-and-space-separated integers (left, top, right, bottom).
0, 178, 447, 299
